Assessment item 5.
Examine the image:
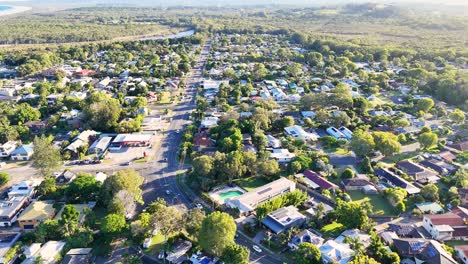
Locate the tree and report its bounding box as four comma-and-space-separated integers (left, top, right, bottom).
0, 172, 9, 187
36, 176, 57, 197
199, 212, 237, 256
152, 205, 183, 244
372, 132, 401, 156
419, 132, 438, 149
349, 254, 379, 264
449, 109, 465, 124
192, 155, 214, 176
36, 220, 62, 242
66, 173, 101, 202
416, 98, 434, 113
350, 130, 375, 157
333, 200, 368, 229
184, 208, 206, 235
294, 243, 322, 264
83, 92, 121, 132
222, 244, 250, 264
421, 184, 439, 202
12, 103, 41, 124
113, 190, 137, 218
341, 168, 355, 179
58, 205, 79, 237
101, 169, 144, 206
31, 135, 62, 177
101, 214, 126, 234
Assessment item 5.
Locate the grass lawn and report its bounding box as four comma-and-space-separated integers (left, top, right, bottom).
445, 240, 468, 246
381, 151, 419, 164
234, 177, 270, 191
156, 91, 172, 104
321, 222, 345, 237
348, 190, 395, 215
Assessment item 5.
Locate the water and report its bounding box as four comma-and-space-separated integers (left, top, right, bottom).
219, 190, 244, 199
139, 29, 195, 41
0, 6, 13, 11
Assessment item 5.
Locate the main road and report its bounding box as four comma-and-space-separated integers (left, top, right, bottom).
138, 39, 285, 264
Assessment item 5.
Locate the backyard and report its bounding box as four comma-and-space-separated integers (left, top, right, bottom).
348, 190, 395, 216
233, 177, 270, 191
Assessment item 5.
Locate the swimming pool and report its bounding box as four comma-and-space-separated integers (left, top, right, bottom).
219, 190, 244, 199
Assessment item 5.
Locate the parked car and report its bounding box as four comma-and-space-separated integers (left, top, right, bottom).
158, 251, 165, 259
253, 245, 262, 253
196, 203, 203, 210
166, 190, 171, 195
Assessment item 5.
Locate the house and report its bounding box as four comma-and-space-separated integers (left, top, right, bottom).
0, 141, 17, 158
438, 151, 457, 162
288, 229, 324, 249
88, 136, 112, 155
420, 159, 458, 175
189, 253, 215, 264
448, 141, 468, 152
284, 125, 318, 141
335, 229, 372, 248
61, 248, 93, 264
460, 188, 468, 207
95, 77, 111, 89
200, 117, 219, 129
319, 240, 355, 264
22, 241, 66, 264
415, 202, 444, 214
55, 170, 77, 185
301, 111, 316, 119
375, 168, 420, 195
17, 201, 56, 230
166, 240, 192, 264
422, 206, 468, 241
392, 238, 457, 264
269, 149, 296, 163
110, 133, 151, 149
226, 177, 296, 214
66, 130, 98, 154
46, 94, 63, 104
0, 232, 21, 264
326, 127, 346, 140
261, 206, 306, 234
304, 170, 339, 190
338, 127, 353, 140
10, 144, 34, 161
0, 196, 29, 227
397, 160, 439, 183
193, 132, 214, 147
8, 181, 34, 198
266, 135, 281, 148
341, 178, 377, 194
455, 245, 468, 264
388, 223, 425, 239
23, 121, 47, 134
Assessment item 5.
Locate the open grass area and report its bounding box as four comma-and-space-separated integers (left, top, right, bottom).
234, 177, 270, 191
321, 222, 345, 237
348, 190, 395, 215
156, 92, 172, 105
381, 151, 419, 164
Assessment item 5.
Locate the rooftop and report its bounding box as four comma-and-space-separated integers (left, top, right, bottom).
17, 200, 55, 222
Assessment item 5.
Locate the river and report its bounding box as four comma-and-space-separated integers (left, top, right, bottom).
138, 29, 195, 41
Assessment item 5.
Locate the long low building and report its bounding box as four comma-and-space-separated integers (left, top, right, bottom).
226, 177, 296, 214
110, 133, 152, 148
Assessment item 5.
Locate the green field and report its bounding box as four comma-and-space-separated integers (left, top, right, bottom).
234, 177, 270, 191
348, 190, 395, 215
321, 222, 345, 236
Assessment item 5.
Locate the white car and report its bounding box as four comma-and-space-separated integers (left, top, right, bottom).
253, 245, 262, 253
166, 190, 171, 195
196, 203, 203, 210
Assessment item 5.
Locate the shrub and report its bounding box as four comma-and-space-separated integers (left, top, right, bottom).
0, 172, 9, 187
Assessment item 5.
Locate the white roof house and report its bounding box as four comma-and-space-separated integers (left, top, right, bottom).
270, 149, 296, 163
284, 125, 319, 141
201, 117, 219, 129
0, 141, 17, 158
266, 135, 281, 148
8, 181, 34, 198
338, 127, 353, 140
326, 127, 346, 140
320, 240, 355, 264
22, 241, 66, 264
226, 178, 296, 214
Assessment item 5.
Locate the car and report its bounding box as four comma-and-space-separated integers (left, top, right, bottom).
0, 162, 5, 168
176, 129, 180, 134
166, 190, 171, 195
158, 251, 165, 259
196, 203, 203, 210
253, 245, 262, 253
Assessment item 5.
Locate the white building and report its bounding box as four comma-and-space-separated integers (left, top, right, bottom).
0, 141, 17, 158
270, 149, 296, 163
284, 125, 319, 141
319, 240, 355, 264
266, 135, 281, 148
22, 241, 66, 264
326, 127, 346, 140
226, 178, 296, 214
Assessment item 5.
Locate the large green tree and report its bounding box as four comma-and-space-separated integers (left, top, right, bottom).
101, 169, 144, 206
66, 173, 101, 203
199, 212, 237, 256
294, 243, 322, 264
350, 130, 375, 157
221, 244, 250, 264
419, 132, 438, 150
31, 135, 62, 177
83, 92, 121, 132
101, 214, 126, 234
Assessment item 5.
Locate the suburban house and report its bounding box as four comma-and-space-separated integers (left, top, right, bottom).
55, 170, 77, 185
392, 238, 457, 264
261, 206, 306, 234
266, 135, 281, 148
288, 229, 324, 250
284, 125, 319, 141
0, 232, 22, 264
338, 127, 353, 140
23, 121, 47, 134
0, 196, 29, 227
200, 117, 219, 129
415, 202, 444, 214
166, 240, 192, 264
269, 149, 296, 163
319, 240, 355, 264
422, 206, 468, 241
326, 127, 346, 140
375, 168, 420, 195
10, 144, 34, 161
396, 160, 439, 184
62, 248, 93, 264
455, 245, 468, 264
303, 170, 339, 190
226, 177, 296, 214
341, 178, 377, 194
335, 229, 372, 248
420, 159, 458, 175
8, 181, 34, 198
22, 241, 66, 264
0, 141, 17, 158
65, 130, 98, 155
460, 188, 468, 207
17, 201, 56, 230
88, 136, 112, 155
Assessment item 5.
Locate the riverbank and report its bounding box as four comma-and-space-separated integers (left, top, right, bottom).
0, 5, 31, 16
